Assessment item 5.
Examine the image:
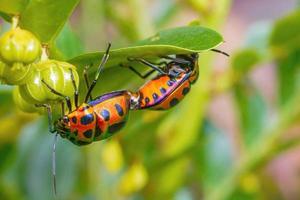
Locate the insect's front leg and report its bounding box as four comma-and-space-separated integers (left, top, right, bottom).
35, 103, 55, 133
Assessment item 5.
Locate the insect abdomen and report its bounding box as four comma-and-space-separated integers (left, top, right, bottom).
91, 91, 130, 140
151, 79, 191, 110
138, 74, 190, 110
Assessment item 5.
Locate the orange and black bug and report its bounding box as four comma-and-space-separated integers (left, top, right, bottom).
36, 43, 139, 195
127, 49, 229, 110
37, 44, 139, 145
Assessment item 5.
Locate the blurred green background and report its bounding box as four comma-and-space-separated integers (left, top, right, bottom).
1, 0, 300, 199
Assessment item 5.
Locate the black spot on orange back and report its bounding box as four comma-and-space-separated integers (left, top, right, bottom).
145, 97, 150, 104
182, 87, 190, 95
170, 98, 179, 107
115, 104, 124, 116
94, 120, 102, 138
95, 126, 103, 137
100, 109, 110, 121
108, 121, 126, 133
152, 93, 159, 100
160, 87, 167, 94
71, 117, 77, 124
167, 80, 174, 86
83, 129, 93, 138
80, 114, 94, 125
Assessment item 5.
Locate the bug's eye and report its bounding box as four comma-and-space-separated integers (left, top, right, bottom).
63, 116, 69, 123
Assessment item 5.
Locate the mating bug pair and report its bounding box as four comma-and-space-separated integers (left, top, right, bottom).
40, 44, 223, 146
37, 43, 228, 195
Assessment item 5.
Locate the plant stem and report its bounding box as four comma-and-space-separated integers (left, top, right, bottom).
11, 15, 19, 29
41, 45, 49, 61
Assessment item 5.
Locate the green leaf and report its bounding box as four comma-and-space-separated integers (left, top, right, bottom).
231, 49, 261, 73
0, 11, 11, 22
19, 0, 80, 43
69, 26, 224, 69
195, 120, 233, 193
277, 49, 300, 106
0, 0, 29, 15
234, 81, 267, 148
55, 24, 84, 60
270, 10, 300, 106
230, 50, 266, 145
149, 157, 190, 199
270, 10, 300, 57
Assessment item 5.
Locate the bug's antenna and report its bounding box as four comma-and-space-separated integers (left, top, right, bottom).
52, 133, 58, 197
211, 49, 230, 57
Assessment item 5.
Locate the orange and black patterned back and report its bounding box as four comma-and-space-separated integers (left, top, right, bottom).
138, 72, 191, 110
90, 90, 131, 140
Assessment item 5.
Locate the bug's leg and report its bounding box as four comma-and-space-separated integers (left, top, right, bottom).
61, 101, 65, 116
35, 103, 55, 133
127, 66, 156, 79
83, 65, 93, 101
156, 61, 169, 68
121, 60, 167, 79
128, 58, 168, 75
41, 79, 72, 113
69, 69, 79, 108
36, 103, 59, 197
211, 48, 230, 57
160, 55, 192, 65
52, 133, 58, 197
85, 43, 111, 102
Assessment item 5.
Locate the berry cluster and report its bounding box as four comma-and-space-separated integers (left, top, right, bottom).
0, 19, 79, 114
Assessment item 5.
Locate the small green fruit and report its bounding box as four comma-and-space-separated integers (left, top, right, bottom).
19, 60, 79, 104
1, 62, 34, 85
13, 86, 41, 113
0, 27, 42, 65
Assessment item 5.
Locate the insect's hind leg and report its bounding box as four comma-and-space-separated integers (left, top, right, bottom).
160, 55, 192, 65
127, 66, 156, 79
127, 57, 168, 75
123, 58, 167, 79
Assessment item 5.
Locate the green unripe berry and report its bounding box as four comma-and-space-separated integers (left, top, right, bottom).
19, 60, 79, 104
0, 62, 34, 85
13, 86, 42, 113
0, 27, 42, 65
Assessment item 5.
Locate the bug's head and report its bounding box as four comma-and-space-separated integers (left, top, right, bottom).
54, 104, 95, 146
55, 115, 72, 138
168, 53, 199, 82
